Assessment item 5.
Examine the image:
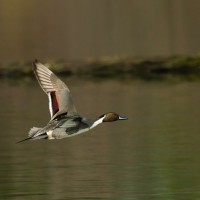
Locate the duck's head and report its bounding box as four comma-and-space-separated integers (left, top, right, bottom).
91, 112, 127, 129
98, 112, 128, 122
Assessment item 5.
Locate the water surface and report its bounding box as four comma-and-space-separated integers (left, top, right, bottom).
1, 78, 200, 199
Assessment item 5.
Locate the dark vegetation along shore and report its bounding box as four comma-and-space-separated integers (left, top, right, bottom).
1, 56, 200, 81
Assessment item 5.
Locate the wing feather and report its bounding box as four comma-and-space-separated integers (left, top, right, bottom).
33, 60, 77, 119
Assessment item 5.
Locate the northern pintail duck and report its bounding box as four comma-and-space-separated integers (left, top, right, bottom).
17, 60, 127, 143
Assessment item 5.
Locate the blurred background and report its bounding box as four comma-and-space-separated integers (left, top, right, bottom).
1, 1, 200, 200
1, 0, 200, 63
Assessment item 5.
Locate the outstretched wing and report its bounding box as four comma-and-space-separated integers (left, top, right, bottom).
33, 60, 77, 119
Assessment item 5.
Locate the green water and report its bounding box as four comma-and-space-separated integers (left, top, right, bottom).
1, 78, 200, 200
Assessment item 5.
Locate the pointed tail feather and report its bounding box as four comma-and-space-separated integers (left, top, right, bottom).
17, 127, 47, 144
16, 137, 32, 143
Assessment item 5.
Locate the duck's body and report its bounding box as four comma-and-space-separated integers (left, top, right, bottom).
28, 114, 99, 140
17, 61, 127, 143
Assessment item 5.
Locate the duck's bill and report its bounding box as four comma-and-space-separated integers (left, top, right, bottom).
118, 115, 128, 120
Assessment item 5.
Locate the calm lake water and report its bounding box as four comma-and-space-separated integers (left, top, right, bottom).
1, 78, 200, 200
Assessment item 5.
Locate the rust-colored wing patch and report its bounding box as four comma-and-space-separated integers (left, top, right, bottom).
50, 92, 59, 116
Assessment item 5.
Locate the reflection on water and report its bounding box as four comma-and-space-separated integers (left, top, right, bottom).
1, 78, 200, 199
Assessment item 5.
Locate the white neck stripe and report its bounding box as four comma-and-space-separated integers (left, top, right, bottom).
90, 116, 105, 129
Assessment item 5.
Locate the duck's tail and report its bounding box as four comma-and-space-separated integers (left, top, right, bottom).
16, 137, 33, 143
17, 127, 48, 143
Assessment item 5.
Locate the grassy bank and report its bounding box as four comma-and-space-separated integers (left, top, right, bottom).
1, 56, 200, 80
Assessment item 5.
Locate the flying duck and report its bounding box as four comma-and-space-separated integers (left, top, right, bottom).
17, 60, 127, 143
